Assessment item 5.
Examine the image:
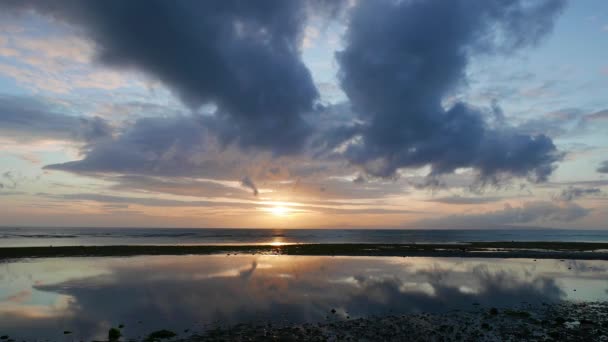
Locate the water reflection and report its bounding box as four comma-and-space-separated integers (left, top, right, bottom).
1, 255, 607, 341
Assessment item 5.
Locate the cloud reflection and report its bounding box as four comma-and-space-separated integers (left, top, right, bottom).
0, 256, 606, 340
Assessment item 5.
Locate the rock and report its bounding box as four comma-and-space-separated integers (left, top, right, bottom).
145, 329, 177, 340
108, 328, 121, 341
489, 308, 498, 315
554, 317, 566, 325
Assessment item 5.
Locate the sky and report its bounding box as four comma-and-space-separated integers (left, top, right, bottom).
0, 0, 606, 229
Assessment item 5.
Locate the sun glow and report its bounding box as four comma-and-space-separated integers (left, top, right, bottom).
269, 206, 289, 216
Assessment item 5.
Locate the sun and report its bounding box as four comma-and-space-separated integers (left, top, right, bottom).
269, 206, 289, 216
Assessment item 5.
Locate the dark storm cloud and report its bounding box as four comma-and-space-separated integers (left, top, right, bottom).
0, 0, 344, 154
0, 95, 112, 142
2, 0, 569, 191
331, 0, 565, 182
598, 161, 608, 174
557, 187, 602, 202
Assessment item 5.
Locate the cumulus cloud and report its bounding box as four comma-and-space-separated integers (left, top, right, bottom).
0, 0, 345, 155
415, 201, 589, 228
1, 0, 574, 203
0, 95, 112, 143
557, 187, 602, 202
328, 0, 565, 182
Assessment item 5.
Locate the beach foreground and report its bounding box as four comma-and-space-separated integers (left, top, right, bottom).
173, 302, 608, 341
2, 242, 608, 260
1, 253, 606, 340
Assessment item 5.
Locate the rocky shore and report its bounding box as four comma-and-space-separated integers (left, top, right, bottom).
174, 302, 607, 342
2, 242, 608, 260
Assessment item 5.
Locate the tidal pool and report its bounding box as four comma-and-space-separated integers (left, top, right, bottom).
1, 255, 607, 341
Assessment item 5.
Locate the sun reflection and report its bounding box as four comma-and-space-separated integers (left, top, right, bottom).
269, 240, 286, 246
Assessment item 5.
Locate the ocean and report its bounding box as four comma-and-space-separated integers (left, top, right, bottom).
1, 227, 607, 247
2, 227, 608, 340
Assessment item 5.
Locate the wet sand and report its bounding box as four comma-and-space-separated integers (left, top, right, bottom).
178, 301, 608, 341
1, 242, 608, 260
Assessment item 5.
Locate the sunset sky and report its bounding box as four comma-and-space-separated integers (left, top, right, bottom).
0, 0, 607, 229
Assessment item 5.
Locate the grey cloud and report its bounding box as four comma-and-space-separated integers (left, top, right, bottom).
240, 176, 259, 197
110, 175, 249, 199
330, 0, 565, 182
514, 108, 583, 137
278, 177, 409, 201
0, 0, 346, 155
1, 171, 18, 190
598, 161, 608, 174
307, 206, 417, 216
39, 192, 255, 209
0, 191, 24, 196
557, 187, 602, 202
0, 95, 112, 142
45, 115, 207, 175
415, 201, 589, 228
585, 109, 608, 122
545, 180, 608, 188
352, 174, 366, 184
39, 191, 415, 216
515, 108, 608, 139
425, 195, 503, 205
1, 0, 574, 197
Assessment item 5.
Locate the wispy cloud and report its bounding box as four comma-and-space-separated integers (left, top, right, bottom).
414, 201, 589, 228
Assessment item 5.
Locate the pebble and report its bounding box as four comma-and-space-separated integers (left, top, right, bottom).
171, 301, 608, 342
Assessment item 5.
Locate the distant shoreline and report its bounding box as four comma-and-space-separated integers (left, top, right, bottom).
2, 242, 608, 260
